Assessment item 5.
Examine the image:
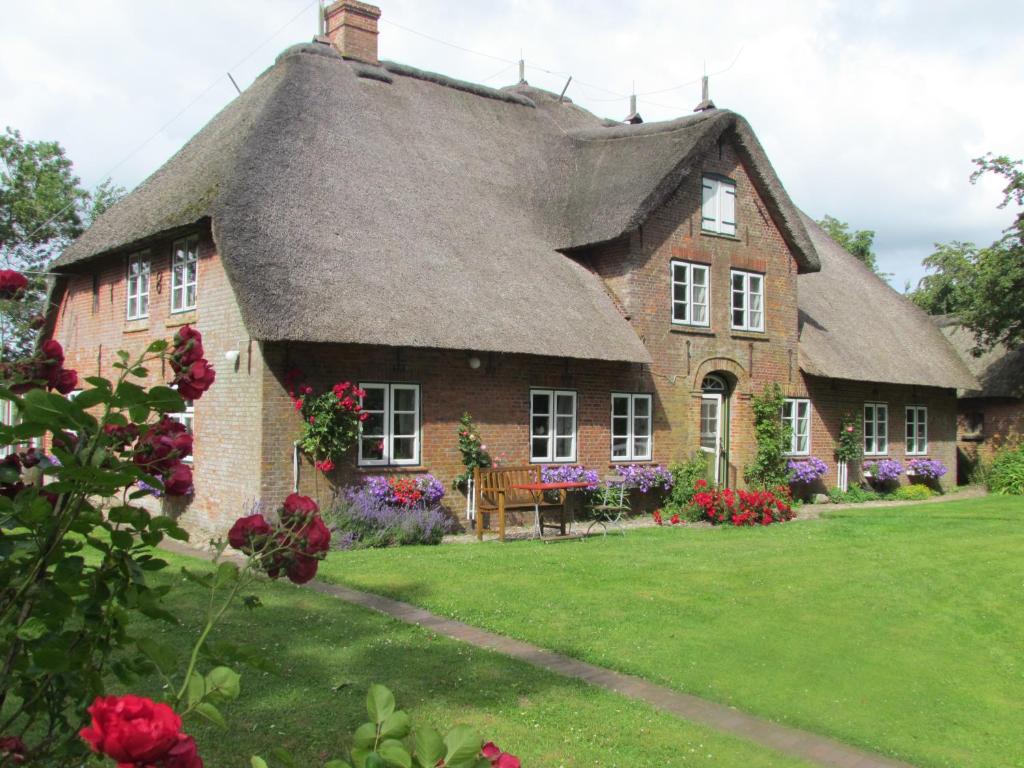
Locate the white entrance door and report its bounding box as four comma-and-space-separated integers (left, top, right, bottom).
700, 393, 722, 482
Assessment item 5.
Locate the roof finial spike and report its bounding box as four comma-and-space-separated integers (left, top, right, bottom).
518, 57, 526, 85
317, 0, 325, 36
694, 73, 716, 112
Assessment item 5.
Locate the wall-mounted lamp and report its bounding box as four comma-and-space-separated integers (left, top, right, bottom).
224, 350, 240, 364
467, 355, 482, 370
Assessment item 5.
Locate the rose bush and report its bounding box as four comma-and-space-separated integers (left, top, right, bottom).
690, 480, 794, 526
287, 370, 367, 472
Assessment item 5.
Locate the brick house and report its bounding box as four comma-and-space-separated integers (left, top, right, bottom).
46, 1, 976, 536
934, 317, 1023, 478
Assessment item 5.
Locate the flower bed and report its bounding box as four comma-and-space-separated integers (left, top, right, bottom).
326, 479, 453, 549
364, 473, 445, 506
691, 480, 794, 526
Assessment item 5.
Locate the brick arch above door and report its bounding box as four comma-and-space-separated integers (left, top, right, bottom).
691, 356, 749, 396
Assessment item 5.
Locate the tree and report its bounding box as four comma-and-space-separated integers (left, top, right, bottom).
816, 214, 891, 280
910, 153, 1024, 351
0, 127, 123, 360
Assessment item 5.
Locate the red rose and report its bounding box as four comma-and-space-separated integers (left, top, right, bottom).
170, 326, 205, 373
314, 458, 334, 472
296, 515, 331, 555
39, 339, 64, 365
494, 754, 521, 768
104, 422, 140, 449
0, 735, 26, 764
0, 270, 28, 299
228, 514, 272, 553
652, 510, 663, 526
79, 694, 182, 765
163, 462, 193, 497
482, 743, 501, 759
286, 554, 319, 584
175, 359, 216, 400
134, 418, 192, 472
281, 492, 318, 524
52, 367, 78, 394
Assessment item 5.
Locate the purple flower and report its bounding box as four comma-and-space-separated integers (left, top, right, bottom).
613, 464, 673, 493
363, 473, 446, 506
788, 456, 828, 484
864, 459, 903, 482
907, 458, 948, 479
330, 485, 454, 548
540, 465, 600, 489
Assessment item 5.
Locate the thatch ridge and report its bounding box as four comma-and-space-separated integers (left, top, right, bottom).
933, 316, 1024, 398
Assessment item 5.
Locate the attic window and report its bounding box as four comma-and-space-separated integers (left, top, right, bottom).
701, 175, 736, 236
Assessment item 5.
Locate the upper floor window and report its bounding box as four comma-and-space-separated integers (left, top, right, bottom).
701, 175, 736, 236
905, 406, 928, 455
730, 270, 764, 332
864, 403, 888, 456
530, 389, 576, 463
126, 252, 150, 320
671, 261, 710, 327
782, 398, 811, 455
611, 393, 653, 461
171, 236, 199, 313
358, 383, 421, 467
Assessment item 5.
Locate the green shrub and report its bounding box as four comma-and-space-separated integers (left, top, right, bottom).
989, 446, 1024, 495
827, 486, 883, 504
743, 384, 791, 489
662, 452, 708, 520
893, 484, 934, 501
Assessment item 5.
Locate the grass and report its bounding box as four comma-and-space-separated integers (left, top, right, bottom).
129, 547, 813, 767
316, 496, 1024, 768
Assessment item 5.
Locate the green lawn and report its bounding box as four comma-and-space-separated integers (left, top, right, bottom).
317, 496, 1024, 768
135, 548, 812, 767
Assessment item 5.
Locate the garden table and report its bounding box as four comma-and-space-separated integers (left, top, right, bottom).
509, 481, 592, 538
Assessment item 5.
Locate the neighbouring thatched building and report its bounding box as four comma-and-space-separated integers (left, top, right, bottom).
45, 1, 976, 535
934, 317, 1024, 479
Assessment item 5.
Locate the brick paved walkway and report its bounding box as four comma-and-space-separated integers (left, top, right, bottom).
164, 539, 915, 768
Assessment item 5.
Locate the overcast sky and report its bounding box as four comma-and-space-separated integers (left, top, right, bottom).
3, 0, 1022, 289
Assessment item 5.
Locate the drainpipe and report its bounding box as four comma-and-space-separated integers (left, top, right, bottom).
293, 442, 300, 493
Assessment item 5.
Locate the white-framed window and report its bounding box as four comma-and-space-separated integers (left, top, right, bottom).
906, 406, 928, 455
701, 175, 737, 236
358, 383, 420, 466
126, 252, 150, 320
530, 389, 576, 463
670, 260, 710, 327
782, 398, 811, 455
864, 403, 889, 456
170, 398, 195, 463
171, 236, 199, 313
730, 270, 764, 332
611, 393, 653, 461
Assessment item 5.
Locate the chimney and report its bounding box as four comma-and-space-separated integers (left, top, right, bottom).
324, 1, 382, 64
624, 93, 643, 124
693, 75, 716, 112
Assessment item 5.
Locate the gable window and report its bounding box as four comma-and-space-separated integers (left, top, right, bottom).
611, 393, 653, 461
730, 270, 764, 332
171, 236, 199, 313
701, 175, 737, 236
530, 389, 576, 462
671, 261, 710, 327
358, 383, 421, 466
126, 252, 150, 320
906, 406, 928, 455
782, 398, 811, 455
864, 403, 888, 456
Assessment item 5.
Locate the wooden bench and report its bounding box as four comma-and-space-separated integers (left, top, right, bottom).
473, 466, 567, 541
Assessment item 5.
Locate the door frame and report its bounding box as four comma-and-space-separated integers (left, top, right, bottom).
700, 374, 731, 486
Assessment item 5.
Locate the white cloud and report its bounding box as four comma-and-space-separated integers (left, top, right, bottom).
2, 0, 1021, 289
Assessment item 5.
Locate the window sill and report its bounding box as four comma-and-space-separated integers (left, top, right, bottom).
123, 320, 150, 334
670, 326, 715, 337
355, 465, 427, 473
608, 459, 654, 465
166, 312, 198, 328
700, 230, 741, 242
730, 331, 769, 342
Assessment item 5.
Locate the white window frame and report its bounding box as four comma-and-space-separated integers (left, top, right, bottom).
782, 398, 811, 456
701, 175, 737, 236
906, 406, 928, 456
864, 402, 889, 456
126, 252, 150, 320
730, 269, 765, 332
170, 398, 195, 463
670, 260, 711, 327
357, 383, 421, 467
170, 235, 199, 313
530, 389, 577, 463
611, 393, 653, 461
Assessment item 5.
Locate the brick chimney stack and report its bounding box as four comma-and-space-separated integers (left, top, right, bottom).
324, 1, 381, 64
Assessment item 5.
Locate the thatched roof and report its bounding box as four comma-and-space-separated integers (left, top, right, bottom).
797, 214, 978, 390
54, 40, 820, 364
932, 316, 1024, 398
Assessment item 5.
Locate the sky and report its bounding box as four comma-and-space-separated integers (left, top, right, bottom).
2, 0, 1022, 290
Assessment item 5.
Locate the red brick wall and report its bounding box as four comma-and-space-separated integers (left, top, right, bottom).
956, 397, 1023, 474
49, 225, 266, 538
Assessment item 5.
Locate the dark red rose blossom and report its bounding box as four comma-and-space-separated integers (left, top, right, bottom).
163, 463, 193, 497
281, 492, 318, 525
104, 422, 140, 449
227, 514, 272, 553
0, 735, 27, 764
39, 339, 64, 365
175, 359, 216, 400
79, 694, 183, 765
0, 270, 28, 299
285, 554, 319, 584
164, 733, 203, 768
134, 418, 192, 472
170, 326, 204, 373
296, 515, 331, 555
52, 367, 78, 394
